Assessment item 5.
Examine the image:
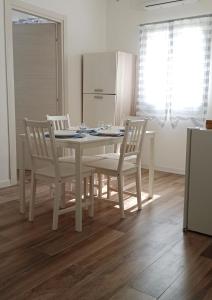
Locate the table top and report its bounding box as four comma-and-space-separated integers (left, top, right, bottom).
55, 130, 154, 142
19, 130, 155, 148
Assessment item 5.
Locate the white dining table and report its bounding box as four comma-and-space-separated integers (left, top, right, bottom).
18, 130, 155, 232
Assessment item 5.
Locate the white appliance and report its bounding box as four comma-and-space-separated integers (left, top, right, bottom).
83, 52, 136, 128
184, 128, 212, 236
143, 0, 199, 10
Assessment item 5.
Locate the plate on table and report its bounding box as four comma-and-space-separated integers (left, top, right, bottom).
77, 128, 98, 134
90, 130, 124, 137
46, 130, 86, 139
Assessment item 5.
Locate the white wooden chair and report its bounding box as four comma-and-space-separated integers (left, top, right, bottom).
96, 118, 148, 198
47, 114, 74, 159
47, 114, 71, 130
24, 118, 94, 230
85, 119, 147, 218
46, 114, 104, 198
46, 114, 103, 163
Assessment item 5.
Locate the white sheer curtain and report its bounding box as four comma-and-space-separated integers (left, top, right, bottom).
137, 16, 212, 127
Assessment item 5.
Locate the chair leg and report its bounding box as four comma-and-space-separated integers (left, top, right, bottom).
94, 174, 99, 196
49, 183, 54, 198
84, 178, 87, 197
29, 172, 36, 222
88, 174, 94, 217
98, 173, 103, 199
117, 175, 125, 219
107, 176, 111, 199
136, 169, 142, 210
60, 183, 66, 208
84, 178, 88, 210
69, 181, 74, 192
52, 181, 61, 230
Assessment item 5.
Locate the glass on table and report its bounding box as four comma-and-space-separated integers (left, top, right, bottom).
104, 123, 113, 131
97, 121, 105, 130
80, 122, 87, 130
78, 123, 88, 133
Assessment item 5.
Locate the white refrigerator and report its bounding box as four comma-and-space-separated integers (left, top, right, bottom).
184, 128, 212, 236
82, 51, 136, 127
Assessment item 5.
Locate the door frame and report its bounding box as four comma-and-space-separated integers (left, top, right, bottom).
4, 0, 68, 185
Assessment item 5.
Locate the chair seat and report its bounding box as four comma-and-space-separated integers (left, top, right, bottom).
36, 162, 94, 179
59, 155, 104, 163
85, 158, 137, 175
96, 153, 136, 163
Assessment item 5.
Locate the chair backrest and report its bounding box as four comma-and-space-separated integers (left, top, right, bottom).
46, 114, 71, 130
118, 119, 148, 172
24, 118, 60, 177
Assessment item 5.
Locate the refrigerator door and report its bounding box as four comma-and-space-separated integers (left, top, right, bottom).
83, 53, 117, 94
186, 129, 212, 236
83, 94, 116, 128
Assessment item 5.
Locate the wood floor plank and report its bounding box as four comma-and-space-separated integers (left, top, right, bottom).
35, 227, 125, 257
0, 171, 211, 300
201, 243, 212, 260
0, 228, 124, 299
109, 287, 156, 300
36, 219, 184, 299
159, 256, 212, 300
131, 233, 211, 299
19, 264, 93, 300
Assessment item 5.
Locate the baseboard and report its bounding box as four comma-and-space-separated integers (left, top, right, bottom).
141, 164, 185, 175
0, 179, 11, 188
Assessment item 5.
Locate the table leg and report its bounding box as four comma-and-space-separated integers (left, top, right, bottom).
19, 137, 26, 214
148, 134, 155, 199
75, 145, 83, 232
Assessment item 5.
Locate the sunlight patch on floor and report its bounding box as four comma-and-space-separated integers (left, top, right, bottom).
114, 192, 161, 212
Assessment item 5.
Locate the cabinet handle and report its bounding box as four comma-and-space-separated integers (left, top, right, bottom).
94, 95, 103, 99
94, 89, 103, 93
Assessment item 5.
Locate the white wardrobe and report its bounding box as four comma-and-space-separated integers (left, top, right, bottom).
83, 51, 136, 127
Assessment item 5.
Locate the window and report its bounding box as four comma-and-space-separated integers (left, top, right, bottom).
137, 16, 212, 127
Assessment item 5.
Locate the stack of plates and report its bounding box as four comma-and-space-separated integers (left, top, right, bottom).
46, 130, 85, 138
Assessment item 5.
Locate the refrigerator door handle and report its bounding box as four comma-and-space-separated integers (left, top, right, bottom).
94, 95, 103, 100
94, 89, 104, 93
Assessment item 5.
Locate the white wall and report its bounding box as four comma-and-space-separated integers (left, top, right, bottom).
0, 0, 107, 187
0, 0, 10, 187
24, 0, 107, 124
106, 0, 212, 174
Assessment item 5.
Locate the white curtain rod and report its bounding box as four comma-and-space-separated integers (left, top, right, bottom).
139, 13, 212, 27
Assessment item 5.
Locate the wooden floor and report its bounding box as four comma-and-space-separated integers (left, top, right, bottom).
0, 170, 211, 300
